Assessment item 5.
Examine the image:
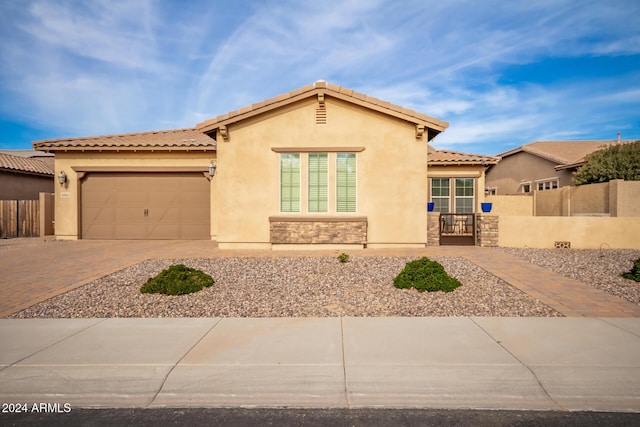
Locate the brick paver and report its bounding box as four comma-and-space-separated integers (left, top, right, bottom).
1, 240, 638, 318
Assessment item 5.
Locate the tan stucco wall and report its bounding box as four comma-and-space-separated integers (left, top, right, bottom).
427, 164, 486, 213
486, 151, 573, 194
0, 171, 53, 200
614, 180, 640, 217
498, 216, 640, 249
484, 195, 533, 216
52, 151, 216, 240
216, 97, 430, 248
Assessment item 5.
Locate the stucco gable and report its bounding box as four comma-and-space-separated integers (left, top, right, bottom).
197, 81, 448, 141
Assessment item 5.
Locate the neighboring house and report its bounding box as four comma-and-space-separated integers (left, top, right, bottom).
0, 151, 54, 200
485, 139, 634, 195
427, 146, 499, 213
32, 81, 496, 248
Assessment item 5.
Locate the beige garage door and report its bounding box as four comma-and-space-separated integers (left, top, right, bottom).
81, 173, 210, 239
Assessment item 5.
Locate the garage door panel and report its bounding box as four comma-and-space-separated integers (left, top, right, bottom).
115, 224, 148, 239
81, 173, 210, 240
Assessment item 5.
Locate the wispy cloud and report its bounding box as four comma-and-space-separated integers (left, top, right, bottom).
0, 0, 638, 151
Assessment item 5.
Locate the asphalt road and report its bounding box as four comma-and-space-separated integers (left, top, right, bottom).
1, 408, 639, 426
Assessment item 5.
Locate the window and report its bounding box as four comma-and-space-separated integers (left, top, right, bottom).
536, 179, 559, 191
279, 152, 357, 214
280, 153, 300, 212
455, 178, 474, 213
520, 182, 531, 193
431, 178, 450, 213
336, 153, 356, 213
485, 187, 497, 196
308, 153, 328, 212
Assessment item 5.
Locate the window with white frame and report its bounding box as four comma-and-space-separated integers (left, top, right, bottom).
431, 178, 476, 213
536, 179, 559, 191
520, 182, 532, 193
455, 178, 474, 213
431, 178, 450, 213
280, 152, 356, 214
485, 187, 497, 196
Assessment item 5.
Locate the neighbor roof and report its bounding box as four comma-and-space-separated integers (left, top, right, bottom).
427, 145, 499, 166
497, 140, 635, 170
32, 128, 215, 152
197, 80, 449, 140
0, 153, 54, 176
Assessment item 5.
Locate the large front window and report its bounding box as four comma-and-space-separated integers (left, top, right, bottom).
455, 178, 474, 213
431, 178, 450, 213
280, 152, 357, 214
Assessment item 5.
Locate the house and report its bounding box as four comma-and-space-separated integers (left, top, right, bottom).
32, 81, 509, 248
485, 139, 634, 195
0, 151, 54, 200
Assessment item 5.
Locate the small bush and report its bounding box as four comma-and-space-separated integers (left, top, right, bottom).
140, 264, 214, 295
622, 258, 640, 282
393, 257, 462, 293
338, 253, 350, 263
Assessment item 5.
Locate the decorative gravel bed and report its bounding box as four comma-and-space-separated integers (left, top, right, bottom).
499, 248, 640, 305
11, 256, 560, 318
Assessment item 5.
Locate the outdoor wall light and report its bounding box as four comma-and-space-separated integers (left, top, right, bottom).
208, 161, 217, 177
57, 171, 67, 186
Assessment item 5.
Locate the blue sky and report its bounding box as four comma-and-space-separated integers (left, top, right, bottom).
0, 0, 638, 155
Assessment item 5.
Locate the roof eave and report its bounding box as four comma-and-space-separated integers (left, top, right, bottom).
197, 85, 449, 136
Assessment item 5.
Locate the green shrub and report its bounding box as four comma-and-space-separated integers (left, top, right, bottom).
338, 253, 350, 263
140, 264, 214, 295
622, 258, 640, 282
393, 257, 462, 293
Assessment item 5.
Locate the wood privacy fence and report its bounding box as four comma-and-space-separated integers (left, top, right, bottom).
0, 200, 40, 238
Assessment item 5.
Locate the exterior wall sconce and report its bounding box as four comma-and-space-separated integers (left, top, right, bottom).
57, 171, 67, 186
208, 161, 217, 177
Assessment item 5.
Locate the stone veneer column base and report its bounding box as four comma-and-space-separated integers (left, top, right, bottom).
476, 214, 499, 247
427, 212, 441, 246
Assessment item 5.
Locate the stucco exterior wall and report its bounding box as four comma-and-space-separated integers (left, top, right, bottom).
0, 171, 53, 200
484, 195, 533, 216
52, 151, 216, 240
498, 216, 640, 249
216, 97, 430, 249
486, 151, 573, 194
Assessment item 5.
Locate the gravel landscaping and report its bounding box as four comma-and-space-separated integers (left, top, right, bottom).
499, 248, 640, 305
11, 256, 561, 318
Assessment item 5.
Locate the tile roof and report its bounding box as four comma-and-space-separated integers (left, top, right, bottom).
498, 140, 635, 168
427, 145, 499, 165
32, 128, 215, 152
197, 80, 449, 138
0, 153, 54, 175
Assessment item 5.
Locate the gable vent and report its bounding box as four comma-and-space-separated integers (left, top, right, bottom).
316, 107, 327, 125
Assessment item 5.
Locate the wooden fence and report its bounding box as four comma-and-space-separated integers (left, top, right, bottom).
0, 200, 40, 238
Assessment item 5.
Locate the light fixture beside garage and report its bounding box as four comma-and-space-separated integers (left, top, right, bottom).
208, 161, 217, 177
57, 171, 67, 186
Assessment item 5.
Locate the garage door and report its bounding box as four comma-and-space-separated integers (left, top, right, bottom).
81, 173, 210, 239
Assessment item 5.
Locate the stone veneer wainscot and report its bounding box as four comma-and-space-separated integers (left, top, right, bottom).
269, 216, 367, 244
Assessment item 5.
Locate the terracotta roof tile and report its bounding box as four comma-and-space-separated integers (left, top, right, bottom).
33, 128, 215, 152
428, 146, 500, 165
0, 153, 54, 175
498, 140, 636, 167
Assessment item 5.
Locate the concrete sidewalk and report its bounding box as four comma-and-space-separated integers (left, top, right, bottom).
1, 317, 639, 412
